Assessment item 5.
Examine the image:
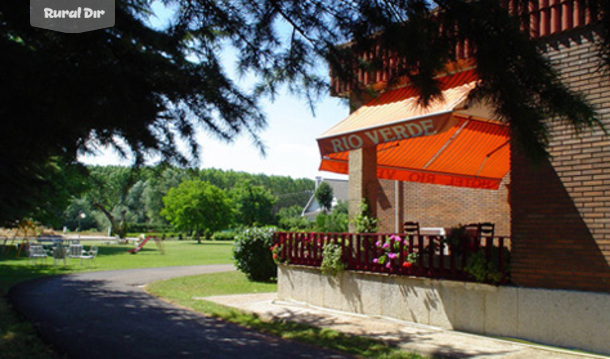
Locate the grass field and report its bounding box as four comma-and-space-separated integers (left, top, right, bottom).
0, 240, 234, 290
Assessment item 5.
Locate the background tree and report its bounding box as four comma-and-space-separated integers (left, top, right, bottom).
314, 182, 334, 213
161, 180, 233, 243
0, 0, 265, 225
231, 182, 278, 227
315, 200, 348, 233
277, 205, 312, 231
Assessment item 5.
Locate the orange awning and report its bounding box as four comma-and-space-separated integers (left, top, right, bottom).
318, 71, 510, 190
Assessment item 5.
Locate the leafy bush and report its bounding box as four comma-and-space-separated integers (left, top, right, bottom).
351, 199, 378, 233
314, 200, 348, 233
127, 223, 172, 233
212, 231, 237, 241
320, 243, 346, 276
232, 227, 277, 282
126, 232, 180, 239
465, 247, 511, 284
277, 205, 312, 231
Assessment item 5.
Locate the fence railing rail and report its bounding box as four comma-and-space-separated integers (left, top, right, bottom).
273, 232, 510, 284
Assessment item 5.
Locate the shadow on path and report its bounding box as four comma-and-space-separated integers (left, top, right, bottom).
9, 267, 350, 359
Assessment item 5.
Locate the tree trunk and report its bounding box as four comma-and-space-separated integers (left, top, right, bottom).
93, 203, 127, 238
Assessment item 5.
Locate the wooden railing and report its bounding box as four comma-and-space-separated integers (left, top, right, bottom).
273, 232, 511, 284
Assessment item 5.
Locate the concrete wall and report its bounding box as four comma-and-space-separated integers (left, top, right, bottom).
278, 265, 610, 356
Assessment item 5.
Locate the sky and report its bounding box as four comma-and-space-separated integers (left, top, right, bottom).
78, 3, 349, 181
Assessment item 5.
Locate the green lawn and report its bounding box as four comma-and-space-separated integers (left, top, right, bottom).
0, 240, 234, 290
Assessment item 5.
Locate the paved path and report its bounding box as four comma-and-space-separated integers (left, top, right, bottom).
9, 265, 349, 359
206, 293, 610, 359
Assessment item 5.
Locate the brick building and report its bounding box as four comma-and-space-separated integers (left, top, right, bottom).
318, 1, 610, 292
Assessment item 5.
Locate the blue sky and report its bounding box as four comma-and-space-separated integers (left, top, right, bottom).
78, 2, 349, 180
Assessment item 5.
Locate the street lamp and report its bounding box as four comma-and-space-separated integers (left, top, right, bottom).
77, 212, 86, 233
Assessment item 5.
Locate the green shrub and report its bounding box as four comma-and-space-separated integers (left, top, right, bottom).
320, 242, 346, 276
126, 232, 180, 239
351, 199, 378, 233
465, 246, 511, 284
212, 231, 237, 241
232, 227, 277, 282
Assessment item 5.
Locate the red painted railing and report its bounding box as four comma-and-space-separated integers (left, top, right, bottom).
273, 232, 510, 284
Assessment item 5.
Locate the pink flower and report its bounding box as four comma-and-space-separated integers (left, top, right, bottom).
373, 258, 378, 263
386, 262, 391, 268
388, 252, 397, 259
375, 240, 382, 247
383, 242, 390, 249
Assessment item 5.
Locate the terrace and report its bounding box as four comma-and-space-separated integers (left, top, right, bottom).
274, 225, 509, 285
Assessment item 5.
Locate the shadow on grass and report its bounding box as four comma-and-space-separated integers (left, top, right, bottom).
180, 240, 235, 246
0, 258, 74, 292
213, 308, 424, 359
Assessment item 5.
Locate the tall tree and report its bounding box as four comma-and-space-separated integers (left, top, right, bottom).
231, 181, 278, 226
314, 181, 334, 213
0, 1, 265, 224
161, 180, 233, 242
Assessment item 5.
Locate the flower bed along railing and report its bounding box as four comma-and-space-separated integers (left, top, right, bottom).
273, 232, 511, 285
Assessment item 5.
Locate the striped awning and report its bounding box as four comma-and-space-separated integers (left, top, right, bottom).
317, 70, 510, 190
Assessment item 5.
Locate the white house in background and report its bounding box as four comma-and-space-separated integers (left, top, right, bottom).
301, 177, 348, 221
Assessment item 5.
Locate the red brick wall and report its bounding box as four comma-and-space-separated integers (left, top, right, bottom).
375, 177, 511, 235
511, 27, 610, 292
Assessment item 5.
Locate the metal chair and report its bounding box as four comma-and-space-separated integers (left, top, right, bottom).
478, 222, 495, 238
79, 245, 98, 266
68, 244, 83, 257
465, 222, 495, 239
403, 221, 421, 236
52, 245, 67, 266
28, 244, 48, 265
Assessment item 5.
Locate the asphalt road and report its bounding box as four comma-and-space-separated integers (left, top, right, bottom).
9, 265, 350, 359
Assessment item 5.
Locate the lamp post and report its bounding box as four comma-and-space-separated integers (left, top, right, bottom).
77, 212, 86, 233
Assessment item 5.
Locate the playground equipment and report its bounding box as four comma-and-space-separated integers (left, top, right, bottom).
127, 236, 165, 255
2, 219, 38, 257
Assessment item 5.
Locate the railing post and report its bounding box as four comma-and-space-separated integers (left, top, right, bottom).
356, 234, 362, 270
398, 234, 405, 275
438, 236, 445, 277
299, 232, 306, 263
363, 234, 370, 271
499, 237, 506, 283
428, 236, 435, 277
417, 235, 424, 276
